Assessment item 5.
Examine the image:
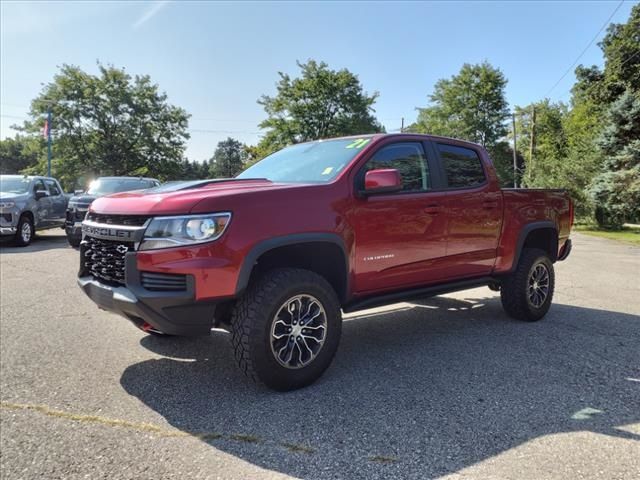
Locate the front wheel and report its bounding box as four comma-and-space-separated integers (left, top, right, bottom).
231, 268, 342, 391
14, 215, 34, 247
67, 234, 81, 248
500, 248, 555, 322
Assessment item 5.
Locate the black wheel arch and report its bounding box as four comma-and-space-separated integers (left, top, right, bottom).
235, 233, 350, 304
511, 221, 559, 272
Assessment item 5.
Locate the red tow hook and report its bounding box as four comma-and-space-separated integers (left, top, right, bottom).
141, 322, 154, 332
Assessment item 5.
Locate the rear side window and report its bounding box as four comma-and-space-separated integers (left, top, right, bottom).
364, 142, 430, 192
45, 179, 61, 196
33, 180, 46, 192
437, 143, 486, 188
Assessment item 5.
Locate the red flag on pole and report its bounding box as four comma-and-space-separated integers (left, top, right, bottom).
42, 119, 49, 139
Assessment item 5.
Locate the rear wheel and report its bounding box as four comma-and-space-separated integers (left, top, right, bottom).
231, 268, 342, 391
500, 248, 554, 321
14, 215, 34, 247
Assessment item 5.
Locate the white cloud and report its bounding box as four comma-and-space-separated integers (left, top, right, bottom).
132, 1, 170, 30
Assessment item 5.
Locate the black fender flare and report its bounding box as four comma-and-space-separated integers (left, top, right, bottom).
510, 221, 558, 272
235, 233, 350, 300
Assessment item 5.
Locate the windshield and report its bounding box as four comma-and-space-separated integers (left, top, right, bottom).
0, 176, 31, 194
86, 178, 154, 196
237, 137, 373, 183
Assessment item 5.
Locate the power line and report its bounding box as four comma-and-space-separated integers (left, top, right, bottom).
543, 0, 625, 98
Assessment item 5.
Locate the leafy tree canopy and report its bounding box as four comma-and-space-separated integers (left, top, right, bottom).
0, 135, 41, 175
256, 60, 383, 157
209, 137, 248, 178
19, 63, 190, 188
413, 61, 510, 148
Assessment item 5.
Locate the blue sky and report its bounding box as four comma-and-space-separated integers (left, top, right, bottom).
1, 0, 636, 161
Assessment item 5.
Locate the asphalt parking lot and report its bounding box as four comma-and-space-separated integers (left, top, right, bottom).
0, 230, 638, 479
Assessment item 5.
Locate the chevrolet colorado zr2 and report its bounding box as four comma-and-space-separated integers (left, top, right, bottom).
77, 134, 573, 391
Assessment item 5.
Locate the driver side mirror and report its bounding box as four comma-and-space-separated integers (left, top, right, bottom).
363, 169, 402, 195
35, 189, 49, 200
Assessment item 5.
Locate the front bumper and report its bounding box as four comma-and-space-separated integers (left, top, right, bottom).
0, 210, 19, 236
78, 253, 216, 336
65, 222, 83, 238
65, 208, 87, 237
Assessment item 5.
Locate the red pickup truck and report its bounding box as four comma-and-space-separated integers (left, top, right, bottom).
78, 134, 573, 390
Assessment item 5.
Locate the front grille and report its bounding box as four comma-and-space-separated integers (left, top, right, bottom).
86, 212, 149, 226
141, 272, 187, 291
83, 236, 133, 285
1, 213, 11, 223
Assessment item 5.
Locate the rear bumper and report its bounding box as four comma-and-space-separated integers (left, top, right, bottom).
558, 238, 572, 261
77, 253, 216, 336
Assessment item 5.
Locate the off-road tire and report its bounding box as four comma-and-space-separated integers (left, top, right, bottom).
231, 268, 342, 391
14, 214, 34, 247
500, 248, 554, 322
67, 234, 81, 248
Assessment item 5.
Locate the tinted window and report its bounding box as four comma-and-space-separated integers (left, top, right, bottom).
364, 142, 430, 192
33, 180, 46, 192
437, 143, 486, 188
45, 179, 61, 196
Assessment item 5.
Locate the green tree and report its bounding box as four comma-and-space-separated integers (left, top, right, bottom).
19, 63, 190, 186
589, 90, 640, 228
0, 135, 41, 174
412, 62, 513, 185
514, 100, 569, 188
209, 137, 248, 178
256, 60, 383, 157
413, 62, 510, 146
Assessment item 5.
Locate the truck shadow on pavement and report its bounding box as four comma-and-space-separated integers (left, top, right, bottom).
120, 296, 640, 479
0, 233, 69, 254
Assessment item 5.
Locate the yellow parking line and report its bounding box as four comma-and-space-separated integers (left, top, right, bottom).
1, 401, 192, 438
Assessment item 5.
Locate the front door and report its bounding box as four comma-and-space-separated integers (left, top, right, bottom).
33, 179, 52, 228
349, 141, 450, 294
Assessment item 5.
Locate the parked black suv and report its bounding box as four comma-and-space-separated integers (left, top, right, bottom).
65, 176, 159, 247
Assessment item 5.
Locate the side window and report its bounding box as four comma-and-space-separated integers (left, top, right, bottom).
364, 142, 430, 193
437, 143, 486, 188
45, 179, 61, 196
33, 180, 46, 193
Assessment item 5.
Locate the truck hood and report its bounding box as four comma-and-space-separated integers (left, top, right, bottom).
89, 178, 295, 215
69, 194, 98, 207
0, 192, 28, 201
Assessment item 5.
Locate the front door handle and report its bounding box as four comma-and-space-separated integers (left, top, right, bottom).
424, 204, 443, 215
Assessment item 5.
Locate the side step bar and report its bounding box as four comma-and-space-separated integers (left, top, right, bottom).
343, 277, 494, 313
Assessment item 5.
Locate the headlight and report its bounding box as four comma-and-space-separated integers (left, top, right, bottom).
139, 213, 231, 251
0, 201, 16, 209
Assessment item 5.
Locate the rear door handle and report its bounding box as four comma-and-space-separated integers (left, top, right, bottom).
424, 204, 443, 215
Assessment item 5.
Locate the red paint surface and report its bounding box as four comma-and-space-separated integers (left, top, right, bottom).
90, 134, 573, 303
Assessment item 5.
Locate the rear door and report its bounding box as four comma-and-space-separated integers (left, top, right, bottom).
435, 142, 503, 278
350, 141, 450, 293
44, 179, 66, 226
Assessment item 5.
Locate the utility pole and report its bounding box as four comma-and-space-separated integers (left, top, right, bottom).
400, 117, 405, 133
46, 106, 52, 177
529, 105, 536, 183
512, 112, 518, 188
